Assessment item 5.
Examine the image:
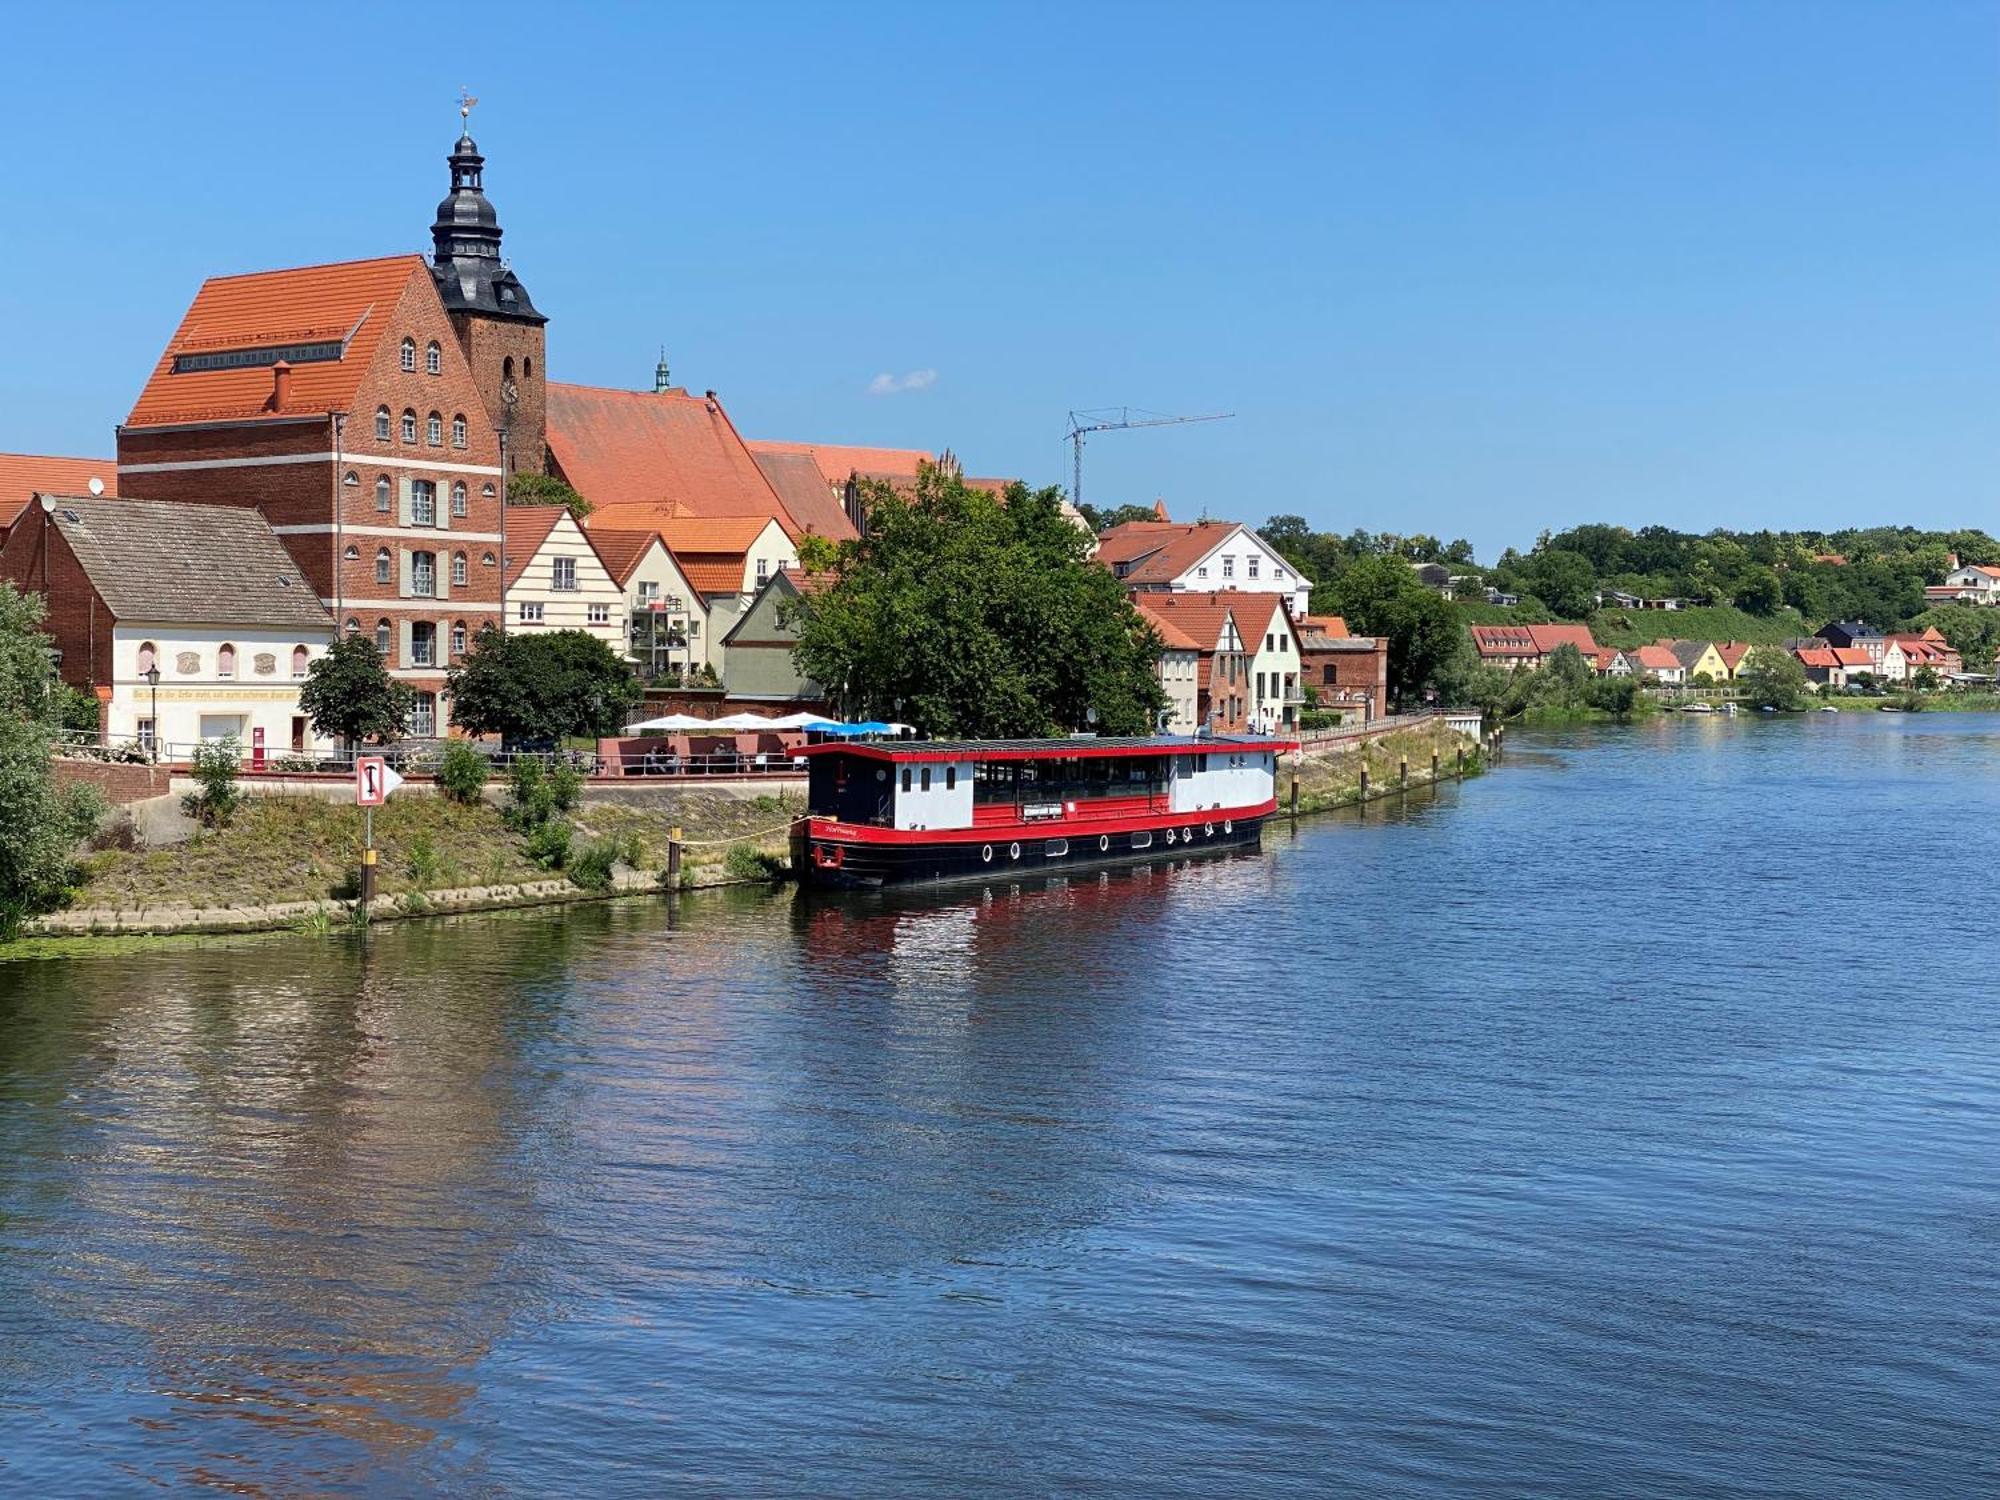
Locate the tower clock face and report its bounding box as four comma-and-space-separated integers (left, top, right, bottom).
502, 379, 519, 407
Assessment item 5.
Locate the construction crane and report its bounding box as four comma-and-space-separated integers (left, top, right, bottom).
1066, 407, 1233, 512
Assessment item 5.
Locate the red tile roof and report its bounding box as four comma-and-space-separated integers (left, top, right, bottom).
1299, 613, 1349, 638
1629, 644, 1681, 671
1714, 641, 1753, 672
126, 255, 427, 428
747, 439, 933, 490
547, 384, 802, 537
1794, 647, 1841, 669
1129, 591, 1247, 658
749, 447, 859, 541
1095, 519, 1251, 587
501, 506, 568, 585
581, 527, 664, 588
0, 452, 116, 530
1469, 622, 1601, 659
1829, 647, 1874, 668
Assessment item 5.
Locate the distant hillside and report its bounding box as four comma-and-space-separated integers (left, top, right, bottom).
1584, 604, 1810, 649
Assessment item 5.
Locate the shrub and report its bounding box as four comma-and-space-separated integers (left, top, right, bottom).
723, 843, 786, 883
567, 837, 621, 891
181, 737, 243, 827
437, 740, 491, 804
505, 756, 555, 830
548, 760, 584, 812
524, 820, 572, 870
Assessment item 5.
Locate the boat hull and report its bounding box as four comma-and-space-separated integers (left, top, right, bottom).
795, 810, 1271, 889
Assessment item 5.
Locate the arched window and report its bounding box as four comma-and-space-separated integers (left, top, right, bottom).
375, 548, 391, 585
137, 641, 156, 674
345, 617, 360, 637
374, 406, 390, 441
503, 356, 515, 382
523, 357, 533, 379
400, 409, 417, 443
343, 544, 359, 562
451, 481, 467, 516
451, 414, 467, 448
342, 469, 358, 488
481, 482, 496, 498
425, 340, 442, 375
291, 645, 309, 678
400, 338, 417, 371
451, 621, 467, 656
481, 550, 496, 567
375, 475, 391, 512
217, 643, 236, 679
426, 412, 443, 446
375, 620, 392, 655
451, 551, 467, 587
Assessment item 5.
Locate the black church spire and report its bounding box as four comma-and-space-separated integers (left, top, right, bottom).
429, 110, 544, 325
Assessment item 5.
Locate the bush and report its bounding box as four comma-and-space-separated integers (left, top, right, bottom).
524, 820, 572, 870
549, 760, 584, 812
437, 740, 491, 804
724, 843, 786, 883
505, 756, 554, 830
405, 832, 443, 887
567, 837, 621, 891
181, 737, 243, 827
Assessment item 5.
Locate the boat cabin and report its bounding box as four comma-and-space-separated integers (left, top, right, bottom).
802, 736, 1287, 833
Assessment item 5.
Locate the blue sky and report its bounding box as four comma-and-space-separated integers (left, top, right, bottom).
3, 0, 1994, 560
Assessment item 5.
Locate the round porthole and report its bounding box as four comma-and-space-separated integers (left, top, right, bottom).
1098, 834, 1110, 852
981, 844, 993, 863
1008, 842, 1021, 860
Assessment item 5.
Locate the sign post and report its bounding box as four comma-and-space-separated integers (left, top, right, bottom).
354, 756, 404, 913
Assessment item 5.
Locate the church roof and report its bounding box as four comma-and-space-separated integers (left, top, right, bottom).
547, 383, 802, 537
429, 129, 544, 324
0, 452, 115, 531
749, 447, 859, 541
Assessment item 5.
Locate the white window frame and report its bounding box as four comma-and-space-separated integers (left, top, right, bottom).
552, 556, 578, 591
520, 601, 545, 623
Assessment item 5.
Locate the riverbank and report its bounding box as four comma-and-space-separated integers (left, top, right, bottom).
15, 719, 1481, 943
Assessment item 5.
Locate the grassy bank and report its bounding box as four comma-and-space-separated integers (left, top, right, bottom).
71, 785, 803, 914
1291, 720, 1481, 815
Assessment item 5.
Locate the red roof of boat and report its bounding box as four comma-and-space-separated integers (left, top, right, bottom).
800, 735, 1296, 764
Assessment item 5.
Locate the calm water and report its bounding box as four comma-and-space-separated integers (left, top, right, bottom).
3, 713, 1998, 1497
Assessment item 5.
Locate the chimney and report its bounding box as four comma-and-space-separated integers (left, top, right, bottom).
268, 360, 292, 412
704, 388, 718, 414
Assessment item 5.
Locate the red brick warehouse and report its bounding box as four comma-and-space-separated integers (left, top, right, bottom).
115, 116, 547, 734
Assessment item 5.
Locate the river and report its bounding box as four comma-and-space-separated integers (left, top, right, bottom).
3, 712, 1997, 1497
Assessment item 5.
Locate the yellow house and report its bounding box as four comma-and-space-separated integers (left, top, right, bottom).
1665, 639, 1730, 683
1714, 641, 1759, 680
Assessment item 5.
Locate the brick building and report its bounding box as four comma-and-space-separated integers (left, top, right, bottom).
114, 122, 544, 734
1296, 614, 1390, 722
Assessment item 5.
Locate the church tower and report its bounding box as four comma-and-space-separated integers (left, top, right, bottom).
429, 103, 547, 476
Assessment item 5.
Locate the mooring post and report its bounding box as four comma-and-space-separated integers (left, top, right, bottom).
1431, 750, 1440, 782
1359, 766, 1370, 800
1457, 746, 1465, 775
1399, 757, 1409, 791
359, 804, 376, 912
1290, 765, 1300, 815
667, 825, 683, 887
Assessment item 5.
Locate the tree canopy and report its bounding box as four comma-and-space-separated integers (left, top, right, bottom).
298, 636, 412, 748
1321, 555, 1464, 705
0, 583, 104, 933
790, 466, 1167, 737
447, 627, 640, 746
507, 472, 592, 520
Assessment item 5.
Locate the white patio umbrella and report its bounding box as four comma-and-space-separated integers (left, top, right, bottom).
765, 711, 841, 730
624, 713, 716, 733
704, 712, 780, 731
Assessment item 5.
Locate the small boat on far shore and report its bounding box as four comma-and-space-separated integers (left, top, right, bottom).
1682, 703, 1714, 715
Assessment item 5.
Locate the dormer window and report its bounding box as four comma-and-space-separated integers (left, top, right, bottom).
375, 406, 391, 441
426, 341, 442, 375
401, 409, 417, 443
400, 338, 416, 373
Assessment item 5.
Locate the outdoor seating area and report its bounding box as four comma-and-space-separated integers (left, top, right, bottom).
597, 711, 916, 778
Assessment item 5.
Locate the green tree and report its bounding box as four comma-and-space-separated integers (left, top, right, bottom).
791, 466, 1166, 736
1524, 549, 1598, 618
447, 627, 640, 746
181, 737, 243, 827
0, 583, 105, 934
1739, 649, 1808, 710
299, 636, 412, 752
1732, 565, 1783, 615
507, 472, 592, 520
1912, 666, 1941, 693
1323, 554, 1464, 706
1076, 501, 1163, 532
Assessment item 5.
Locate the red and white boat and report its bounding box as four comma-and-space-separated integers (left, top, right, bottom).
792, 735, 1292, 888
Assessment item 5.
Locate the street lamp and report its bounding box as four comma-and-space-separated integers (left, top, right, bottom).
142, 665, 161, 762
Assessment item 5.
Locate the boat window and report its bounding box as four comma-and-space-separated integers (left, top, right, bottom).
901, 767, 912, 793
920, 766, 932, 792
945, 766, 956, 790
1131, 831, 1153, 849
1045, 839, 1068, 857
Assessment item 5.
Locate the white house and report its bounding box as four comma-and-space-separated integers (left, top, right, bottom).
1096, 513, 1313, 619
1930, 563, 2000, 605
585, 527, 709, 682
502, 506, 625, 655
1236, 594, 1305, 732
0, 493, 335, 756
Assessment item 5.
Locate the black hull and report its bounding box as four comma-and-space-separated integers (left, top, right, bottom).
797, 814, 1268, 889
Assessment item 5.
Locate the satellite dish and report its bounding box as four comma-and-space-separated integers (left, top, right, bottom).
39, 494, 55, 513
88, 476, 105, 496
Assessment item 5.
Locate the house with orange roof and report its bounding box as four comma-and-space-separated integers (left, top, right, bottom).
1829, 646, 1877, 683
1712, 641, 1758, 680
1929, 562, 2000, 606
500, 506, 624, 655
745, 439, 1030, 535
586, 527, 707, 683
0, 453, 115, 546
1886, 629, 1961, 679
1130, 592, 1255, 736
580, 512, 797, 676
1626, 644, 1685, 684
1792, 645, 1845, 686
1467, 622, 1603, 671
1232, 593, 1306, 732
1097, 514, 1312, 620
546, 382, 826, 542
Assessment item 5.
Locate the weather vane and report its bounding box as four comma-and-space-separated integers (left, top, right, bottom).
458, 87, 478, 124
